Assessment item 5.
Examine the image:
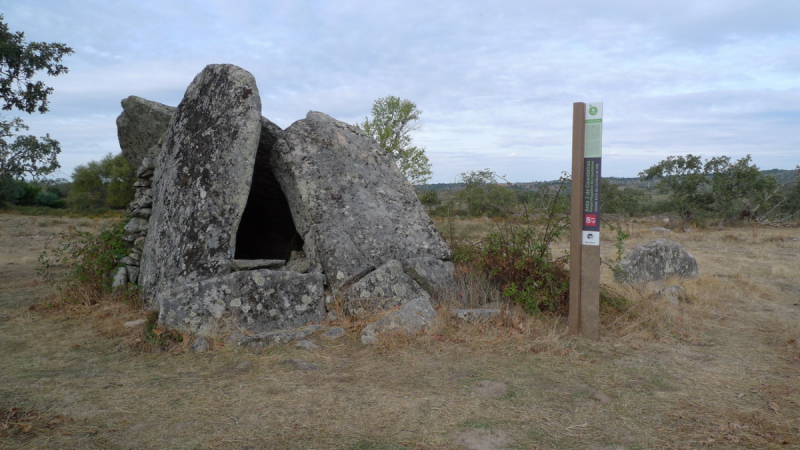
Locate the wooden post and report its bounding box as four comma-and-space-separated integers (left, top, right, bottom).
569, 102, 603, 340
568, 103, 585, 335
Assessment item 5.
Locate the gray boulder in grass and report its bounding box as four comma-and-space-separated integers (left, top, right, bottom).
614, 239, 699, 283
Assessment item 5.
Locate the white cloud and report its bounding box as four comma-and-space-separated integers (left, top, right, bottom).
2, 0, 799, 182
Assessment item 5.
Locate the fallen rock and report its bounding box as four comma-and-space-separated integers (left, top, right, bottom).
360, 296, 437, 344
296, 340, 320, 350
450, 309, 502, 323
614, 240, 699, 284
649, 227, 671, 233
189, 336, 210, 353
123, 319, 146, 328
322, 327, 345, 339
346, 260, 429, 317
235, 361, 251, 370
112, 267, 128, 290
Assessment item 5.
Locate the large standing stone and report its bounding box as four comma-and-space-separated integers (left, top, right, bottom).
139, 64, 262, 308
270, 111, 452, 290
116, 96, 176, 168
159, 270, 325, 336
614, 239, 700, 284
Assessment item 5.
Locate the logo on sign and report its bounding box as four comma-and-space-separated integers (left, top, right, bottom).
585, 214, 597, 226
589, 105, 598, 116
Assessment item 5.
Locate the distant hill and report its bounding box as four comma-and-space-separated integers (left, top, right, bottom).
417, 168, 797, 191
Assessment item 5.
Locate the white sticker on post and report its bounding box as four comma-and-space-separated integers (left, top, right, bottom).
582, 230, 600, 246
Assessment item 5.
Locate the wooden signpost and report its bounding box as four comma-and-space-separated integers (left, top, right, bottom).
569, 102, 603, 340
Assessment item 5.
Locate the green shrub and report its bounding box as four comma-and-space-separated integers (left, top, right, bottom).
447, 172, 572, 314
38, 217, 134, 304
33, 190, 64, 208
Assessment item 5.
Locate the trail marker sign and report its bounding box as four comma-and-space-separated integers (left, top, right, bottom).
569, 102, 602, 340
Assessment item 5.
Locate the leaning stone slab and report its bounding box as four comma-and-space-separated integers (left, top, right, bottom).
271, 111, 452, 290
116, 96, 176, 169
450, 309, 502, 323
140, 64, 262, 308
403, 256, 456, 297
361, 296, 438, 344
346, 259, 429, 317
158, 269, 325, 336
614, 239, 699, 284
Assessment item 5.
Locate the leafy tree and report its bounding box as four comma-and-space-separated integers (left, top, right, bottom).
417, 188, 439, 207
0, 15, 73, 114
68, 153, 135, 210
600, 179, 650, 217
360, 95, 432, 184
641, 154, 782, 221
639, 154, 711, 220
0, 14, 72, 205
456, 169, 520, 217
706, 155, 779, 220
0, 117, 60, 179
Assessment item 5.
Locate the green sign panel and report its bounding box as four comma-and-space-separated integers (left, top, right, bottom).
582, 102, 603, 246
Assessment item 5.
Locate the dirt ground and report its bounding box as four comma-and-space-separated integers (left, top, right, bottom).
1, 213, 798, 449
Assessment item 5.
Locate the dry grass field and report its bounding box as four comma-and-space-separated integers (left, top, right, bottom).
1, 213, 799, 449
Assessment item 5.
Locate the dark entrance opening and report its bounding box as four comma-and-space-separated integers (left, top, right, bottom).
235, 126, 303, 260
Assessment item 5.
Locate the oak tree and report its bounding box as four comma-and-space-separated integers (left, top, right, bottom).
360, 96, 432, 184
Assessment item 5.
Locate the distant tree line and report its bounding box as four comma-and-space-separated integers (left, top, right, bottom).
419, 155, 800, 224
1, 152, 135, 210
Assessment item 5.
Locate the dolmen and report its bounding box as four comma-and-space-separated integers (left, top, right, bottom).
114, 64, 454, 339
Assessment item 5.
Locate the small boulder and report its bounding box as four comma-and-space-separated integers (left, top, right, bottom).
346, 260, 429, 317
112, 266, 128, 289
296, 340, 320, 350
614, 240, 699, 284
450, 309, 502, 323
123, 318, 146, 328
360, 296, 437, 344
189, 336, 210, 353
322, 327, 345, 339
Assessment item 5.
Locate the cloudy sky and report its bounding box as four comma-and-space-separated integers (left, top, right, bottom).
4, 1, 799, 183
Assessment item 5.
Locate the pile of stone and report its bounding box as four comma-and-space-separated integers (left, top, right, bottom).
114, 64, 454, 343
112, 157, 154, 287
